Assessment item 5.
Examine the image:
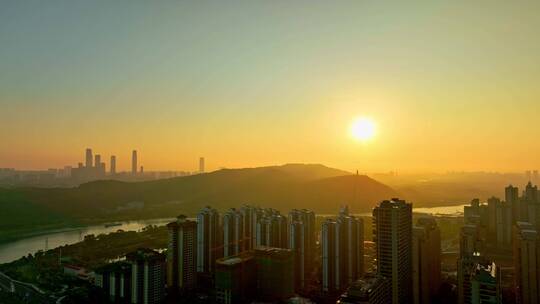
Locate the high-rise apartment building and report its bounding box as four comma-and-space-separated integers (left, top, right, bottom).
167, 215, 197, 294
514, 221, 540, 304
340, 214, 364, 286
471, 262, 501, 304
506, 185, 520, 223
321, 210, 364, 294
223, 208, 244, 257
256, 213, 288, 248
240, 205, 261, 251
412, 217, 441, 304
372, 198, 412, 304
254, 246, 294, 301
458, 223, 487, 304
126, 248, 166, 304
215, 252, 256, 304
196, 206, 221, 274
322, 218, 339, 293
289, 220, 306, 291
288, 209, 316, 291
94, 261, 132, 303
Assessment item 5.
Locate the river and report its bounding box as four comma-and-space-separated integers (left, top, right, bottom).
0, 204, 466, 264
0, 218, 175, 264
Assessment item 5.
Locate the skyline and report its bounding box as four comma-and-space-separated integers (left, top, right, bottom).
3, 1, 540, 172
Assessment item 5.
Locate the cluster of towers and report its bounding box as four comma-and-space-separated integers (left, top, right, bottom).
94, 198, 445, 304
336, 198, 441, 304
166, 205, 317, 299
71, 148, 142, 181
456, 182, 540, 304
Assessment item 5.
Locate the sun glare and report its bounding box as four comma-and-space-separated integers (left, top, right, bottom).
350, 117, 376, 141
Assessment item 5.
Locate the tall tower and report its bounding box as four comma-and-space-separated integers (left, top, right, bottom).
506, 185, 520, 223
132, 150, 137, 175
321, 219, 338, 293
321, 212, 364, 294
289, 209, 316, 291
196, 206, 221, 274
373, 198, 413, 304
412, 217, 441, 304
241, 205, 261, 251
340, 214, 364, 285
85, 148, 93, 168
166, 215, 197, 294
199, 157, 205, 173
110, 155, 116, 175
458, 224, 481, 304
514, 221, 540, 304
94, 154, 101, 168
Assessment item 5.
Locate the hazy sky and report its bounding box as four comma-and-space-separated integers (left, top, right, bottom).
2, 1, 540, 173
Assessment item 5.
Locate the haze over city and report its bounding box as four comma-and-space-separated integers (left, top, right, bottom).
3, 2, 540, 304
2, 1, 540, 172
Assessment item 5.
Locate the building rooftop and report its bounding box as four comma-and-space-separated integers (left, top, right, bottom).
94, 261, 131, 274
254, 246, 293, 259
216, 251, 254, 266
126, 248, 165, 262
377, 198, 411, 209
167, 214, 196, 228
339, 274, 387, 300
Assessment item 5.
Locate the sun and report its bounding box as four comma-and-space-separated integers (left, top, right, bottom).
350, 117, 376, 141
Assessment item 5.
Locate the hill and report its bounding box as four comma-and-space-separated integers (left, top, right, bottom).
0, 164, 396, 242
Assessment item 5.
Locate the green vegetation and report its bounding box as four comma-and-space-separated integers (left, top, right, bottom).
0, 225, 168, 303
0, 164, 396, 243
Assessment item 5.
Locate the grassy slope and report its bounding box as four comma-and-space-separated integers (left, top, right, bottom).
0, 164, 397, 242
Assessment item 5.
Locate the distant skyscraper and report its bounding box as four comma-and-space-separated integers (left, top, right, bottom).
506, 185, 520, 223
525, 182, 538, 203
167, 215, 197, 294
126, 248, 166, 304
413, 217, 441, 304
196, 206, 221, 274
199, 157, 205, 173
94, 154, 101, 168
514, 221, 540, 304
132, 150, 137, 175
110, 155, 116, 175
373, 198, 412, 304
85, 148, 93, 168
223, 208, 244, 257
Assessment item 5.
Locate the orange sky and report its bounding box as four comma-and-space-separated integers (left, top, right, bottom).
2, 2, 540, 173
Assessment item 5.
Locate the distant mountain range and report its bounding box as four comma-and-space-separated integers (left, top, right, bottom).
0, 164, 397, 242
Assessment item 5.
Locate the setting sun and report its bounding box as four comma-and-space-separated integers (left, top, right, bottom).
350, 117, 376, 141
